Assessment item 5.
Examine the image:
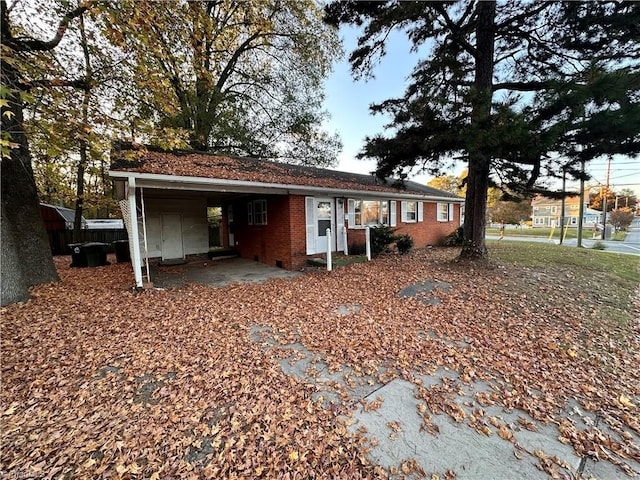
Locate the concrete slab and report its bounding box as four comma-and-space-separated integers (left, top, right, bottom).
150, 256, 301, 288
249, 325, 640, 479
398, 280, 452, 305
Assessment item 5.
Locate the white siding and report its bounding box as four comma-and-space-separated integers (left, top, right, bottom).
138, 197, 208, 259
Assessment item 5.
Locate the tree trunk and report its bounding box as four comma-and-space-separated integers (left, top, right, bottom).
460, 0, 496, 260
73, 16, 92, 243
1, 59, 59, 306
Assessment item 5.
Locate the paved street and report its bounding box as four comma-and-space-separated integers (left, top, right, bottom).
488, 218, 640, 256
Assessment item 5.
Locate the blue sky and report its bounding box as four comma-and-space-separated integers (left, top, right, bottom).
323, 26, 640, 199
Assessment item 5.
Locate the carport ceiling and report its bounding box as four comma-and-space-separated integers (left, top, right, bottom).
139, 187, 275, 206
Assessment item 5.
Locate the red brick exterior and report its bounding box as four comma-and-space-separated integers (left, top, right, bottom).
348, 202, 460, 249
223, 196, 461, 270
394, 201, 461, 246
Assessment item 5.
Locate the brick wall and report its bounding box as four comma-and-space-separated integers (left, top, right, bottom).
344, 200, 461, 250
288, 195, 309, 270
394, 201, 460, 246
224, 195, 462, 271
228, 195, 295, 269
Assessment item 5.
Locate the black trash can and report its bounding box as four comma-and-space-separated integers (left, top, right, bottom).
81, 242, 110, 267
68, 242, 87, 268
112, 239, 131, 263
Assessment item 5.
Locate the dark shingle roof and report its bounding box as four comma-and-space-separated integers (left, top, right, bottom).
110, 147, 462, 200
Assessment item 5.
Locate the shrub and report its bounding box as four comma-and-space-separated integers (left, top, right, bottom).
370, 225, 396, 257
395, 233, 414, 255
441, 227, 464, 246
591, 241, 607, 250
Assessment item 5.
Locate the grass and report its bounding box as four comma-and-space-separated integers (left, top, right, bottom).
487, 240, 640, 326
308, 253, 368, 268
486, 227, 628, 241
488, 240, 639, 282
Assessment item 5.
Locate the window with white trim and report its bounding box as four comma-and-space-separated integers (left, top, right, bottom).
247, 199, 267, 225
437, 202, 454, 222
401, 201, 418, 223
348, 199, 391, 227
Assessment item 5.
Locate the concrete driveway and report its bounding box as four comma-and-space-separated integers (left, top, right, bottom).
148, 255, 302, 288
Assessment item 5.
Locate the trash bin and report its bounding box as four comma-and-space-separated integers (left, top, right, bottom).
81, 242, 110, 267
68, 242, 87, 268
112, 239, 130, 263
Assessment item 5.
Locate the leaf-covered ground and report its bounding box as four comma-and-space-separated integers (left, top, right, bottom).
1, 246, 639, 479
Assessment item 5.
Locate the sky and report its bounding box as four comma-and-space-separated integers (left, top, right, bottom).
322, 26, 640, 200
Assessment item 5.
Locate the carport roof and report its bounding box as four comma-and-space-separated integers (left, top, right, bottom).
109, 146, 464, 201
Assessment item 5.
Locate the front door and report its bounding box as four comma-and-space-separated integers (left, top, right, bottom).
315, 198, 334, 253
161, 213, 184, 260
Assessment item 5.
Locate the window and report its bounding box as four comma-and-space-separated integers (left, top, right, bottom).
437, 203, 454, 222
247, 199, 267, 226
402, 201, 418, 222
348, 199, 395, 227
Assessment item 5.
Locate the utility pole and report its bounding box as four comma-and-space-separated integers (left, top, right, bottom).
601, 157, 611, 240
577, 159, 585, 248
559, 166, 566, 245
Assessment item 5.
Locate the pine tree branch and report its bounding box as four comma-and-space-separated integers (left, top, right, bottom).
433, 3, 477, 58
492, 81, 551, 92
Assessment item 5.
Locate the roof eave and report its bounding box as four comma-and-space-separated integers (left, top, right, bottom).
108, 170, 464, 203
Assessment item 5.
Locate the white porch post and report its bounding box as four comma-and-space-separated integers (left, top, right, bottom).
343, 226, 348, 256
326, 228, 332, 271
127, 177, 144, 288
365, 226, 371, 261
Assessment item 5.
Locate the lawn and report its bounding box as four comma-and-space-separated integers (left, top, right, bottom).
486, 226, 628, 241
1, 245, 639, 478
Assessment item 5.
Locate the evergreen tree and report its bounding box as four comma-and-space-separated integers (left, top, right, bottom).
325, 1, 640, 259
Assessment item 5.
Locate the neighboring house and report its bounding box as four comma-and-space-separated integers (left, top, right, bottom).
40, 203, 87, 255
531, 195, 602, 228
108, 146, 464, 288
40, 203, 127, 255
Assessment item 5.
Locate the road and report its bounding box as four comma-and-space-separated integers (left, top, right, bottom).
487, 217, 640, 256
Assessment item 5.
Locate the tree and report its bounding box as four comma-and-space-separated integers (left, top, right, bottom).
325, 1, 640, 259
104, 0, 341, 166
19, 0, 134, 230
610, 208, 634, 232
614, 188, 637, 211
1, 0, 90, 305
589, 187, 616, 212
427, 174, 463, 195
488, 200, 532, 225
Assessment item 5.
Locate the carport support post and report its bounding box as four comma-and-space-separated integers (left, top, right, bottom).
326, 228, 332, 271
127, 177, 144, 288
365, 226, 371, 261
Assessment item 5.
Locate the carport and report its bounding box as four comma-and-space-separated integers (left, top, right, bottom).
149, 255, 301, 289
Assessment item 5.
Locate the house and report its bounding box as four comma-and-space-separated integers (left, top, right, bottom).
531, 195, 602, 228
40, 203, 87, 255
108, 145, 464, 288
40, 203, 127, 255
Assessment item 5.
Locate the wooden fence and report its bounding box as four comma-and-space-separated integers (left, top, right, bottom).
47, 229, 128, 255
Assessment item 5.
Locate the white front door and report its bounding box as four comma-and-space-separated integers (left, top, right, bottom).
315, 198, 334, 254
161, 214, 184, 260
